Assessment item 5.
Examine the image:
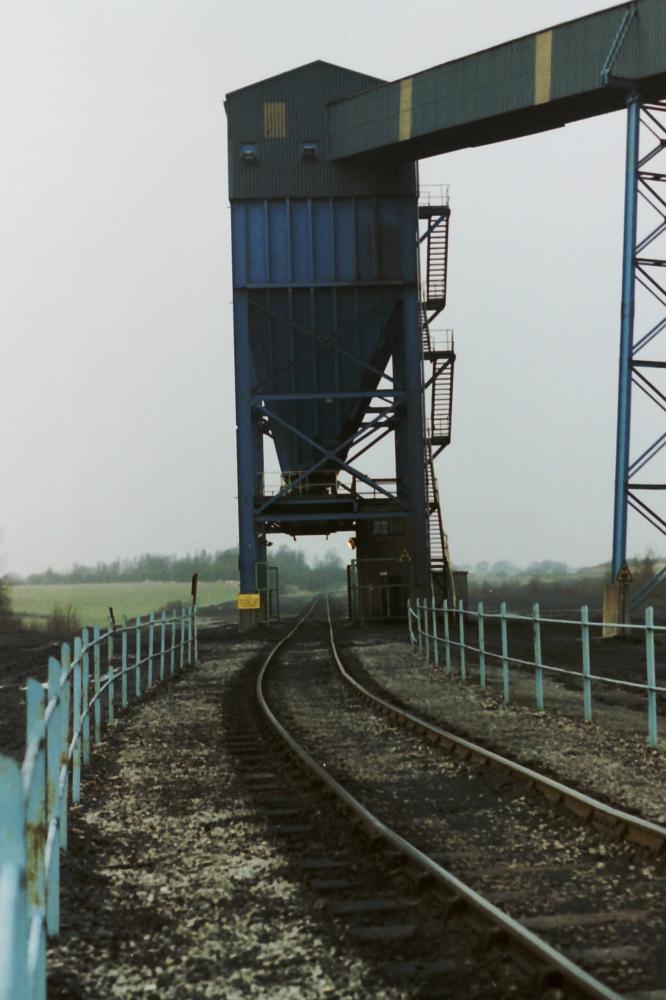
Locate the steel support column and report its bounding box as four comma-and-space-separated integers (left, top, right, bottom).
611, 97, 666, 602
402, 286, 430, 601
612, 94, 641, 580
233, 292, 258, 597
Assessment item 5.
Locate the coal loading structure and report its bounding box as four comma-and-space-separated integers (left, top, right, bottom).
226, 62, 453, 626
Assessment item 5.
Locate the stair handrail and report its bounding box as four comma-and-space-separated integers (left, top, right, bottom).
418, 183, 450, 207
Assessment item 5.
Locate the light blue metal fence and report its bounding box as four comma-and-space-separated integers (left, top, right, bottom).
409, 598, 665, 748
0, 604, 197, 1000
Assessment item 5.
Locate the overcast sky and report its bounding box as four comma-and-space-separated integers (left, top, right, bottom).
2, 0, 662, 576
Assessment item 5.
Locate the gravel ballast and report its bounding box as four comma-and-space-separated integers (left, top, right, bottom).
45, 619, 666, 998
342, 632, 666, 823
48, 642, 407, 1000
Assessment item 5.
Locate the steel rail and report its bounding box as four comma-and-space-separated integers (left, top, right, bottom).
331, 606, 666, 854
255, 600, 623, 1000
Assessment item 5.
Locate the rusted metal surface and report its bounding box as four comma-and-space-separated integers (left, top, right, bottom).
0, 605, 198, 1000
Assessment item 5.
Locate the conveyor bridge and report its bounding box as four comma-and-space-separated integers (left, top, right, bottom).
227, 1, 666, 623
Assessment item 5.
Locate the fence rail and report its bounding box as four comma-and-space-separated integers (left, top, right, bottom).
408, 598, 665, 748
0, 604, 198, 1000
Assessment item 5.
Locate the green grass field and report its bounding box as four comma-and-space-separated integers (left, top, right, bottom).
9, 581, 238, 627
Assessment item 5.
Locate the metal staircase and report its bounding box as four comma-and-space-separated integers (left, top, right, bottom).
425, 446, 453, 601
419, 188, 455, 601
420, 200, 451, 315
423, 327, 455, 457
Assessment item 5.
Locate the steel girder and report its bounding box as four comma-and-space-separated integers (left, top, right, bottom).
612, 98, 666, 603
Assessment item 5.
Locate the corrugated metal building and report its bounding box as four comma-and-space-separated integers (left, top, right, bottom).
226, 62, 429, 623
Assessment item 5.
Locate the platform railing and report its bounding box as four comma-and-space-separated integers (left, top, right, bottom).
423, 328, 454, 354
0, 605, 197, 1000
260, 469, 339, 497
408, 598, 665, 748
418, 183, 450, 207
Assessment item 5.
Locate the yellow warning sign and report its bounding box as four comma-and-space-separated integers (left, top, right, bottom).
399, 549, 412, 562
617, 562, 633, 584
237, 593, 260, 610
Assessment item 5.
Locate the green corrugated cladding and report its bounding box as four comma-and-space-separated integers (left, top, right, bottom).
328, 0, 666, 162
225, 61, 415, 199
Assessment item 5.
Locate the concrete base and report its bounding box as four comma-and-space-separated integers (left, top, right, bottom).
238, 608, 261, 631
602, 583, 630, 638
452, 571, 469, 607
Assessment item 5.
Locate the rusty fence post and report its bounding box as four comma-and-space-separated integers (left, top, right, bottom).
58, 645, 71, 852
431, 598, 439, 668
416, 597, 423, 656
532, 603, 544, 712
24, 677, 46, 997
147, 613, 155, 688
71, 639, 82, 804
160, 611, 167, 681
443, 600, 451, 676
107, 609, 115, 668
645, 607, 658, 748
0, 756, 29, 1000
170, 614, 176, 675
478, 602, 486, 690
458, 600, 466, 681
423, 600, 431, 664
581, 605, 592, 722
81, 628, 90, 767
121, 620, 128, 709
135, 616, 142, 698
500, 602, 510, 705
107, 658, 115, 726
45, 657, 61, 937
93, 625, 101, 745
191, 573, 198, 665
2, 591, 202, 1000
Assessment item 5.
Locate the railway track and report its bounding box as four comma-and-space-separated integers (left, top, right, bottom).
222, 596, 666, 999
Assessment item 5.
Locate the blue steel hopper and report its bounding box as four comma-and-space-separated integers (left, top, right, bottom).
231, 196, 417, 475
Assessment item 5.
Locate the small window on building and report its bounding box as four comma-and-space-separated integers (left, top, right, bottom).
372, 519, 403, 537
240, 143, 258, 163
302, 141, 319, 160
263, 102, 287, 139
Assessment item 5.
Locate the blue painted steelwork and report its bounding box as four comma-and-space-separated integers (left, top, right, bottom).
612, 95, 641, 581
610, 97, 666, 596
601, 3, 638, 87
632, 564, 666, 606
232, 196, 418, 477
234, 291, 258, 596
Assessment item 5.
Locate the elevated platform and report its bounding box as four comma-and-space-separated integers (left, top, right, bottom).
256, 493, 409, 537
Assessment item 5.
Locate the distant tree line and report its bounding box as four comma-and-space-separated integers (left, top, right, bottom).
467, 552, 662, 613
468, 559, 572, 579
0, 577, 19, 631
469, 575, 603, 612
18, 546, 347, 593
